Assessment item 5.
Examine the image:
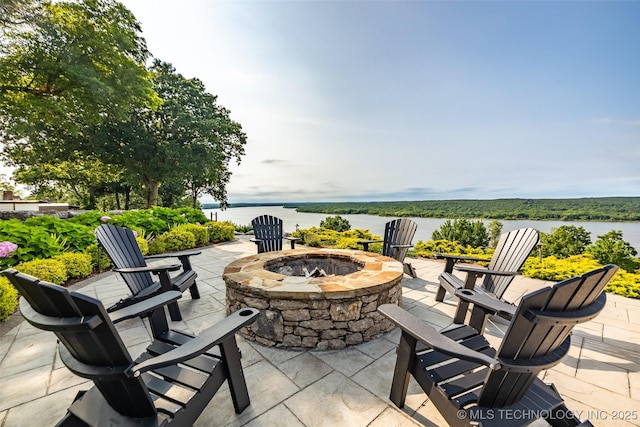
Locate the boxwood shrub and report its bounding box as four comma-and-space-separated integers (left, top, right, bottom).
174, 224, 209, 247
0, 277, 18, 321
52, 253, 93, 279
15, 259, 68, 285
206, 221, 235, 243
157, 229, 196, 252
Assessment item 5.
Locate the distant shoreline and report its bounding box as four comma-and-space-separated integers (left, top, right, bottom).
201, 197, 640, 223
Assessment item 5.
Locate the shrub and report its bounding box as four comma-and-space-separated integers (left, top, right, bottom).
291, 227, 379, 248
15, 259, 68, 285
175, 207, 208, 224
605, 269, 640, 299
85, 243, 113, 270
147, 239, 165, 255
52, 253, 93, 279
206, 221, 235, 243
432, 219, 489, 248
413, 239, 488, 260
0, 277, 18, 321
24, 216, 95, 252
157, 229, 196, 252
136, 237, 149, 255
68, 210, 110, 227
233, 223, 253, 233
487, 220, 503, 248
586, 230, 638, 273
540, 225, 591, 258
320, 215, 351, 232
174, 224, 209, 246
0, 219, 66, 267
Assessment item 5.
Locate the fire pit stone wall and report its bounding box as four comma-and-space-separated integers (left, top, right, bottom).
223, 249, 404, 350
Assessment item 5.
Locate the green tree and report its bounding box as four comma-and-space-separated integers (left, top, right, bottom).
487, 220, 503, 248
320, 215, 351, 232
12, 155, 126, 209
96, 61, 246, 208
587, 230, 638, 273
0, 0, 159, 168
432, 219, 489, 248
540, 225, 592, 258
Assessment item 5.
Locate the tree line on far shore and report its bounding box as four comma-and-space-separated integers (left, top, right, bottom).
292, 197, 640, 222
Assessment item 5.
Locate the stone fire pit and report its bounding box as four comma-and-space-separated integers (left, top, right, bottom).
223, 248, 404, 350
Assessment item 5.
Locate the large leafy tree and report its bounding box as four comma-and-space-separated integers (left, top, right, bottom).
587, 230, 638, 273
0, 0, 159, 167
97, 61, 246, 208
540, 225, 592, 259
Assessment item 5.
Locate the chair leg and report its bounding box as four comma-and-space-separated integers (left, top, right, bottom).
435, 285, 447, 302
453, 300, 469, 324
469, 306, 489, 333
220, 337, 251, 414
167, 301, 182, 321
389, 332, 418, 408
188, 282, 201, 299
148, 305, 170, 338
403, 263, 417, 278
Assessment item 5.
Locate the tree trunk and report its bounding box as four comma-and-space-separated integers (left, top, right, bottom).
143, 176, 159, 207
88, 188, 96, 210
124, 187, 131, 210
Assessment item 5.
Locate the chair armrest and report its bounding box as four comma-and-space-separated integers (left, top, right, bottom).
109, 291, 183, 324
434, 253, 488, 263
126, 308, 260, 377
455, 288, 517, 318
454, 265, 520, 277
145, 250, 201, 260
434, 253, 490, 274
357, 239, 383, 251
357, 239, 383, 245
250, 238, 262, 244
114, 264, 182, 275
286, 237, 300, 242
377, 304, 500, 370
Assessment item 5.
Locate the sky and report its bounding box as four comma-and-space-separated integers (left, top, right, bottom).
78, 1, 640, 202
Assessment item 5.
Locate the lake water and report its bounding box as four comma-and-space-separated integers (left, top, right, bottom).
202, 206, 640, 251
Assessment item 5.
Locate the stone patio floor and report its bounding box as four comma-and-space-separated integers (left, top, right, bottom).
1, 235, 639, 426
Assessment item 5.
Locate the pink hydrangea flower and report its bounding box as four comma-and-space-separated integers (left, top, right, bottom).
132, 230, 138, 237
100, 215, 111, 223
0, 241, 18, 258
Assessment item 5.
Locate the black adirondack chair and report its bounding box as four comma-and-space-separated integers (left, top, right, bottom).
250, 215, 299, 253
357, 218, 418, 278
378, 264, 617, 427
95, 224, 201, 322
435, 227, 539, 325
3, 268, 259, 427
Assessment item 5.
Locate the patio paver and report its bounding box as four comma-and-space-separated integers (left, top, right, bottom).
1, 235, 639, 426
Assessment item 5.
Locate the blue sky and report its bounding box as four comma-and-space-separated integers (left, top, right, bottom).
120, 1, 639, 203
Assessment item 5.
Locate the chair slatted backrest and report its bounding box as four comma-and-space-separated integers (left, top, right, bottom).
3, 269, 157, 418
96, 224, 154, 295
382, 218, 418, 263
478, 264, 618, 408
252, 215, 284, 253
483, 228, 539, 299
